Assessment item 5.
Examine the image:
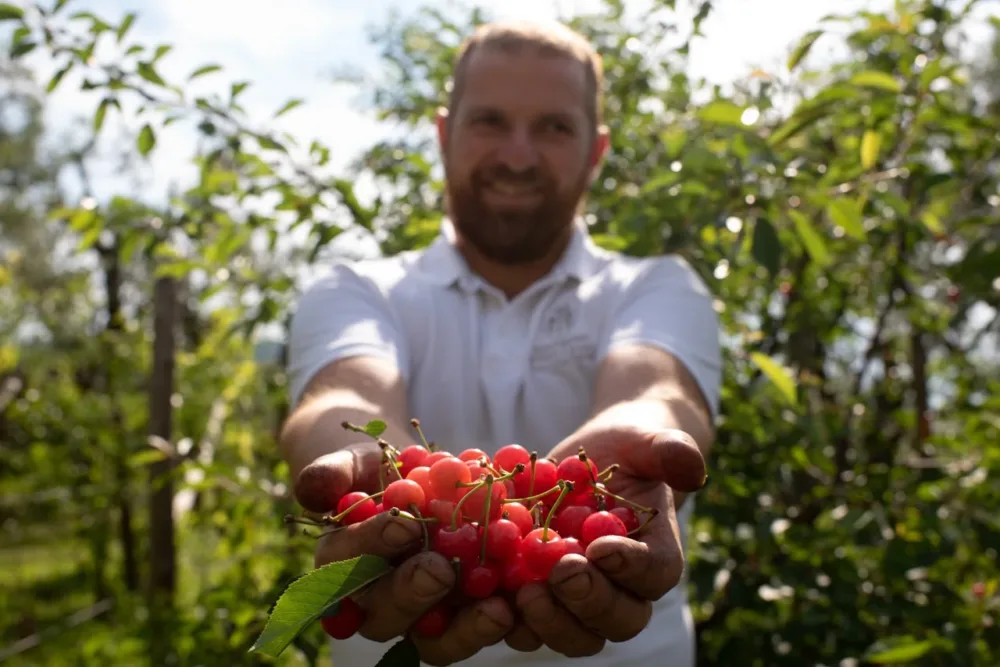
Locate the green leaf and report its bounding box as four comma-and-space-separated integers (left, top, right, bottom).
751, 217, 781, 277
273, 98, 304, 118
47, 63, 73, 92
826, 198, 866, 240
697, 100, 746, 127
0, 3, 24, 21
864, 636, 934, 662
10, 40, 36, 58
364, 420, 388, 438
116, 12, 135, 42
849, 70, 902, 93
137, 124, 156, 156
788, 29, 823, 70
94, 97, 114, 132
153, 44, 172, 62
919, 210, 944, 235
189, 64, 222, 80
231, 81, 250, 100
374, 638, 421, 667
137, 62, 166, 86
789, 210, 832, 267
750, 353, 798, 407
248, 556, 390, 659
861, 129, 881, 169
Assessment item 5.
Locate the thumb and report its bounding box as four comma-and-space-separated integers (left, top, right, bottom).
619, 429, 707, 493
294, 443, 385, 513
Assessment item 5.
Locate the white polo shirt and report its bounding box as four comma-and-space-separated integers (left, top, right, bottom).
286, 218, 722, 667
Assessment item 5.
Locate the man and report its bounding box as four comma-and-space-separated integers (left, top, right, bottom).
279, 19, 722, 667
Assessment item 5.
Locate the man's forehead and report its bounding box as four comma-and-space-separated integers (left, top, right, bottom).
458, 47, 589, 116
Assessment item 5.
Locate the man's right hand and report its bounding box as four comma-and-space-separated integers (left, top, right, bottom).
297, 445, 515, 666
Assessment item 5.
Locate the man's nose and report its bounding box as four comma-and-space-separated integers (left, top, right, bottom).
496, 126, 540, 172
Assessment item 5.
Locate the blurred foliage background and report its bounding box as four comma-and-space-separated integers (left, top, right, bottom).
1, 0, 998, 665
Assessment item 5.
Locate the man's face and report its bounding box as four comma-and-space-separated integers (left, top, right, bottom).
438, 47, 606, 265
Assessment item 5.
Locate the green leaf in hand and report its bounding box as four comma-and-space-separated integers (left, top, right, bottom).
249, 555, 390, 659
374, 637, 421, 667
364, 420, 388, 438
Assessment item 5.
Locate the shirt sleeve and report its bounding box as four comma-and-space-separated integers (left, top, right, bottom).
285, 263, 409, 408
597, 256, 723, 418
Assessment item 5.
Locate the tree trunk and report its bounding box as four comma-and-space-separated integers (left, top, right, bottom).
100, 235, 139, 593
147, 275, 178, 664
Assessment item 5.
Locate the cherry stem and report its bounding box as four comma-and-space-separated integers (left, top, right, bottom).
597, 494, 608, 512
505, 480, 559, 505
597, 463, 619, 482
410, 418, 437, 452
628, 508, 660, 536
577, 448, 598, 484
378, 438, 401, 459
451, 480, 484, 531
494, 463, 524, 482
479, 476, 494, 565
528, 452, 538, 497
284, 514, 328, 527
409, 503, 431, 550
387, 507, 438, 523
327, 490, 386, 524
594, 485, 655, 515
382, 452, 404, 483
542, 480, 574, 542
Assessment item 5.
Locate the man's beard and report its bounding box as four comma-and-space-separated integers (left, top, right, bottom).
445, 162, 589, 266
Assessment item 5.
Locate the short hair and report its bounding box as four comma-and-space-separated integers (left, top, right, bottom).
447, 20, 605, 130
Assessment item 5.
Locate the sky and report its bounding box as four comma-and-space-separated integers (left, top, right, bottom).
14, 0, 962, 209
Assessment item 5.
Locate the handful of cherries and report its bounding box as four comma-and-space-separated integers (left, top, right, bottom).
288, 419, 658, 643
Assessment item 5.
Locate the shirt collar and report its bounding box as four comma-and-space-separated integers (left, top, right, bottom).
420, 217, 602, 292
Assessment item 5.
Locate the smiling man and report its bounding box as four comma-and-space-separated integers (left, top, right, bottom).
280, 20, 722, 667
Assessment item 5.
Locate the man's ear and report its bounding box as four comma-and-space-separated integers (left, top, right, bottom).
436, 106, 449, 152
588, 123, 610, 185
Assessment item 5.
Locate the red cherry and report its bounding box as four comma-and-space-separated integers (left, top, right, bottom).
405, 466, 435, 502
556, 455, 598, 492
382, 479, 427, 516
484, 518, 522, 564
335, 492, 378, 525
428, 498, 459, 527
972, 582, 987, 599
502, 552, 543, 592
398, 445, 430, 477
503, 502, 534, 537
424, 450, 453, 466
433, 523, 480, 565
429, 457, 472, 502
580, 511, 628, 547
610, 506, 640, 533
373, 502, 384, 514
412, 603, 450, 637
521, 528, 568, 579
551, 504, 593, 540
494, 444, 531, 473
513, 458, 559, 502
459, 448, 490, 464
320, 597, 365, 639
563, 537, 585, 557
462, 563, 501, 598
460, 479, 507, 523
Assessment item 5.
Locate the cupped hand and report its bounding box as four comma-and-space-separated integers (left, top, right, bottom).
298, 445, 515, 666
504, 428, 704, 657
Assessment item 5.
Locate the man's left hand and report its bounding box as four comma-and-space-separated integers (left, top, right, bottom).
503, 426, 706, 657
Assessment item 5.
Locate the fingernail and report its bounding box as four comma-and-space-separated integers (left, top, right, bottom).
554, 571, 592, 601
412, 563, 450, 596
476, 602, 512, 634
382, 519, 418, 547
596, 552, 626, 574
